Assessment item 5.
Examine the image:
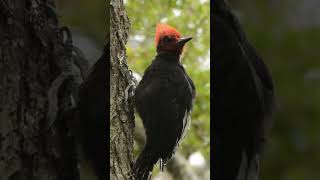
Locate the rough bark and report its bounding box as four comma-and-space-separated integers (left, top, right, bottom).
110, 0, 135, 179
0, 0, 84, 179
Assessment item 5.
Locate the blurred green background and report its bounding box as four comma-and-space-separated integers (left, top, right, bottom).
229, 0, 320, 179
56, 0, 106, 46
125, 0, 210, 178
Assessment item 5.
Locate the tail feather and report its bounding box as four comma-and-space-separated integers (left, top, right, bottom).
237, 151, 260, 180
246, 154, 259, 180
134, 147, 158, 180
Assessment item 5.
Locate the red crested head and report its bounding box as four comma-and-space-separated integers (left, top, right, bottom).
155, 23, 192, 55
155, 23, 181, 47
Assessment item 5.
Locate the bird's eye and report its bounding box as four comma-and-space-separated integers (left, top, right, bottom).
162, 36, 172, 43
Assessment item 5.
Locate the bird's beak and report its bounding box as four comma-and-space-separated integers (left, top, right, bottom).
176, 36, 192, 47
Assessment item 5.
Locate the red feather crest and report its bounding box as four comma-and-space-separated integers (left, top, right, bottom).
155, 23, 181, 47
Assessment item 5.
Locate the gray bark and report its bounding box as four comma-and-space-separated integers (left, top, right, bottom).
110, 0, 135, 179
0, 0, 84, 179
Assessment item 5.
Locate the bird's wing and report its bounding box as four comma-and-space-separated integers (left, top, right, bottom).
169, 68, 194, 154
213, 12, 264, 180
134, 61, 194, 162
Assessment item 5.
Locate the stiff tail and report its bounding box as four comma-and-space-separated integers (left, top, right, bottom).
237, 151, 260, 180
134, 147, 158, 180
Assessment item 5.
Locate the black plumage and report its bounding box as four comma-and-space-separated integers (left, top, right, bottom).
75, 47, 109, 180
212, 1, 275, 180
134, 53, 195, 179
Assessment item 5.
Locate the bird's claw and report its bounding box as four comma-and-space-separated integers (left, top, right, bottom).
125, 82, 135, 103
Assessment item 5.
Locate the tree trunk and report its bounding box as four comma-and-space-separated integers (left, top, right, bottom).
110, 0, 135, 179
0, 0, 83, 179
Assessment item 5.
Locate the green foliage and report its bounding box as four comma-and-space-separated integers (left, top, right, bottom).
126, 0, 210, 160
234, 0, 320, 179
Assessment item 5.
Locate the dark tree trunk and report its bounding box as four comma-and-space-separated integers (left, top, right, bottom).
110, 0, 135, 179
0, 0, 83, 179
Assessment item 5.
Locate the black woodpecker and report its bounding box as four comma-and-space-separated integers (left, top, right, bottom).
75, 45, 109, 180
134, 23, 196, 180
213, 1, 275, 180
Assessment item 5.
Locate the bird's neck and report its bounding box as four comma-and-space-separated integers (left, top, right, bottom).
156, 52, 181, 63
